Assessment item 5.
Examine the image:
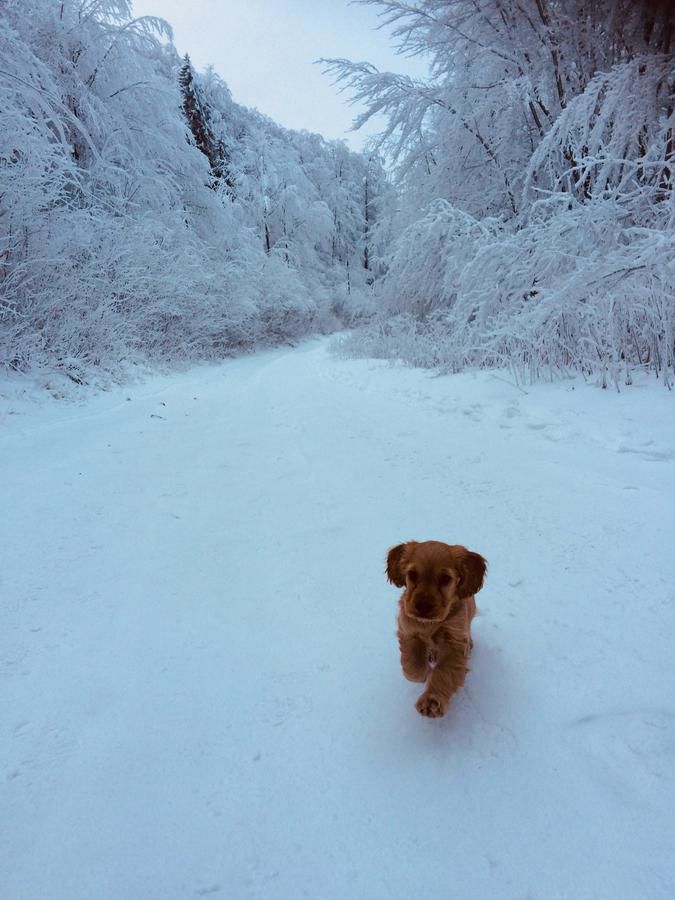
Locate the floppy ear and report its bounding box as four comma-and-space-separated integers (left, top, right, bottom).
456, 550, 487, 598
386, 543, 410, 587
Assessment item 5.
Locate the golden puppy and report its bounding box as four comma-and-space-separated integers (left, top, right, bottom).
386, 540, 487, 718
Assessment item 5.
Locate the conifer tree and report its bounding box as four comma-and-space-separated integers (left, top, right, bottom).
178, 54, 233, 192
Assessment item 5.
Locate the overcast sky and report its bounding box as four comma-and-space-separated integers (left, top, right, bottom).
131, 0, 428, 150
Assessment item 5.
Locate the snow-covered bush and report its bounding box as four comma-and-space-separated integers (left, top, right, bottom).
345, 191, 674, 387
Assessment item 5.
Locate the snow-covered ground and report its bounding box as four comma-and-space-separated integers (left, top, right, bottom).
2, 339, 674, 900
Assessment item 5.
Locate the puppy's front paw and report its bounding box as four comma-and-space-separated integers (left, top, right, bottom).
415, 691, 448, 718
402, 664, 428, 683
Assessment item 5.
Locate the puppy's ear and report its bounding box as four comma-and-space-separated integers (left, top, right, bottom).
456, 550, 487, 598
386, 542, 411, 587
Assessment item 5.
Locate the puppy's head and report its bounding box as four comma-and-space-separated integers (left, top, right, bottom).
386, 540, 487, 622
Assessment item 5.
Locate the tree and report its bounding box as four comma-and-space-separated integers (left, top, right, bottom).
0, 0, 385, 377
178, 54, 234, 192
327, 0, 675, 385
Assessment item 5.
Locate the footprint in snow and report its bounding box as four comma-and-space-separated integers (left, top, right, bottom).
6, 720, 75, 780
569, 708, 675, 787
259, 676, 313, 727
617, 442, 675, 462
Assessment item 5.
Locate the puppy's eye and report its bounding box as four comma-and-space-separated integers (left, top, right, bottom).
438, 573, 451, 587
407, 569, 418, 583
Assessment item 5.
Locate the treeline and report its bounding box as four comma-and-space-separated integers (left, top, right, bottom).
328, 0, 675, 387
0, 0, 390, 381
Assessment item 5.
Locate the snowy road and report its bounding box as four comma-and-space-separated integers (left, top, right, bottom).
2, 340, 674, 899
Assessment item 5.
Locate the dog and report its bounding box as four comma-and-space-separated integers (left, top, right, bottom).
386, 540, 487, 718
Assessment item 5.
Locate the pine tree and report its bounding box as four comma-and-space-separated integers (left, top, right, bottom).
178, 54, 233, 192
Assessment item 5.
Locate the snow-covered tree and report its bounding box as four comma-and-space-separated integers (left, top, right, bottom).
329, 0, 675, 386
178, 54, 233, 191
0, 0, 385, 378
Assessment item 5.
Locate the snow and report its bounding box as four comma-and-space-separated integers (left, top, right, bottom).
1, 339, 674, 899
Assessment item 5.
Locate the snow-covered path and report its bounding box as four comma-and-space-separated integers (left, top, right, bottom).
2, 340, 674, 900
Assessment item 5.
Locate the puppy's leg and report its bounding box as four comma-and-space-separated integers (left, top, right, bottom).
416, 647, 470, 718
398, 633, 429, 683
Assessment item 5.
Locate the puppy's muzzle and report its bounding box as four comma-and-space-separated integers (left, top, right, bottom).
413, 595, 436, 619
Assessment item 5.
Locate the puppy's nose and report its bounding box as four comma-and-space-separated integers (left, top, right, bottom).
414, 595, 434, 618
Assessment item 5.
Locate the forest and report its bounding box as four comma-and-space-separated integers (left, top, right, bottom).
1, 0, 673, 387
0, 0, 389, 382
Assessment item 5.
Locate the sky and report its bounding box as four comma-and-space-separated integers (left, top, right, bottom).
131, 0, 429, 150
